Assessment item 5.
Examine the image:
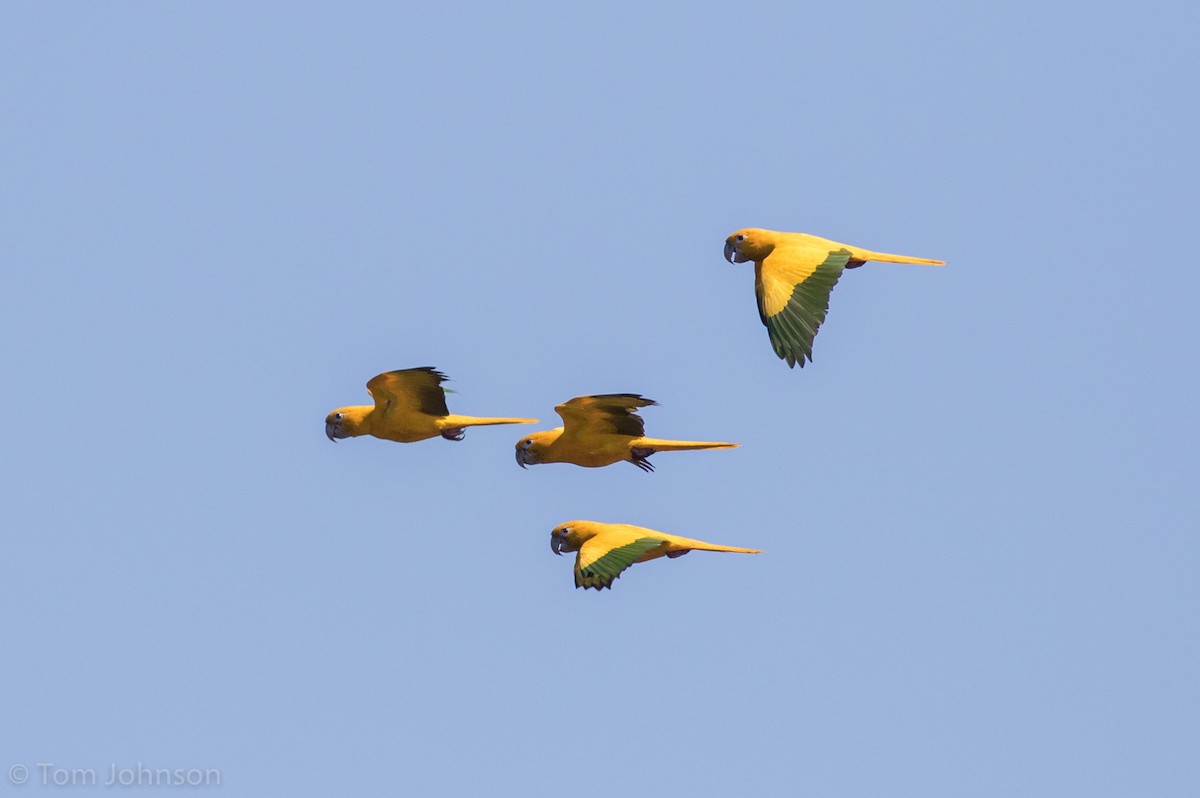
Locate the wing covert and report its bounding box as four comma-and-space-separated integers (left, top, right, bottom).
757, 249, 850, 368
366, 367, 452, 418
555, 394, 656, 439
575, 535, 666, 590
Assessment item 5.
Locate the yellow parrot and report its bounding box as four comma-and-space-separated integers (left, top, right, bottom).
550, 520, 762, 590
325, 367, 536, 443
514, 393, 738, 472
724, 228, 945, 368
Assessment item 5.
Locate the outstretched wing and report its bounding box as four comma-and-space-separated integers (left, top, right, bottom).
366, 367, 452, 419
575, 532, 667, 590
756, 247, 851, 368
554, 394, 656, 440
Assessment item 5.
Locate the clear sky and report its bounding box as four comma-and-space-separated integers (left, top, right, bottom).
2, 2, 1197, 796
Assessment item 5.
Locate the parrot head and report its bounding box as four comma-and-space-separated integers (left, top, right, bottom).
514, 429, 560, 468
724, 228, 773, 264
324, 406, 370, 441
549, 521, 590, 555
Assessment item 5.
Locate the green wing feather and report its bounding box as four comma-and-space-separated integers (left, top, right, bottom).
576, 537, 665, 590
763, 249, 850, 368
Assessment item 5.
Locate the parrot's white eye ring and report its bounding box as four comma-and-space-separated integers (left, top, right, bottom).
334, 412, 344, 420
522, 439, 532, 448
736, 234, 746, 242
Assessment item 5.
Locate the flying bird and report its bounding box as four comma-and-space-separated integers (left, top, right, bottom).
550, 520, 762, 590
325, 367, 536, 443
515, 394, 738, 472
724, 227, 945, 368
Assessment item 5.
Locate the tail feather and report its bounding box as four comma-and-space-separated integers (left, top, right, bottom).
861, 249, 945, 266
664, 534, 762, 555
637, 438, 740, 453
692, 543, 763, 554
452, 415, 538, 428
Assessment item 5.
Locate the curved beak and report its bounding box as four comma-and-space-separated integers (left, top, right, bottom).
325, 422, 339, 442
724, 241, 749, 264
515, 447, 527, 468
550, 535, 563, 556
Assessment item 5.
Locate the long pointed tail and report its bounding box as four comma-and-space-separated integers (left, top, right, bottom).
636, 438, 740, 453
450, 415, 538, 428
692, 542, 763, 554
664, 534, 762, 554
861, 248, 945, 266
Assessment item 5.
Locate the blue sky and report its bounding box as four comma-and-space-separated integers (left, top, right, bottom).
2, 2, 1197, 796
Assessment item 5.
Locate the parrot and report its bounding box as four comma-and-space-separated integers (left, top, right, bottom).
325, 367, 536, 443
550, 519, 762, 590
724, 227, 944, 368
515, 393, 738, 472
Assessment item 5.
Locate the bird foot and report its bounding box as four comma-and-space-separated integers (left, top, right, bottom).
441, 428, 466, 441
630, 448, 656, 472
666, 549, 690, 559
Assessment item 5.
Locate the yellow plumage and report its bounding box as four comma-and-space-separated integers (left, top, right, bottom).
515, 394, 738, 471
724, 227, 944, 367
550, 520, 762, 590
325, 367, 536, 444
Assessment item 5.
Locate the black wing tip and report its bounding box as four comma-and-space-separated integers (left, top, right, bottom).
422, 366, 452, 384
384, 366, 450, 381
598, 393, 657, 406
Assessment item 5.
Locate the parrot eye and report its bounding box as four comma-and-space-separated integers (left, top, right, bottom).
334, 412, 344, 421
736, 234, 746, 242
522, 439, 532, 448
